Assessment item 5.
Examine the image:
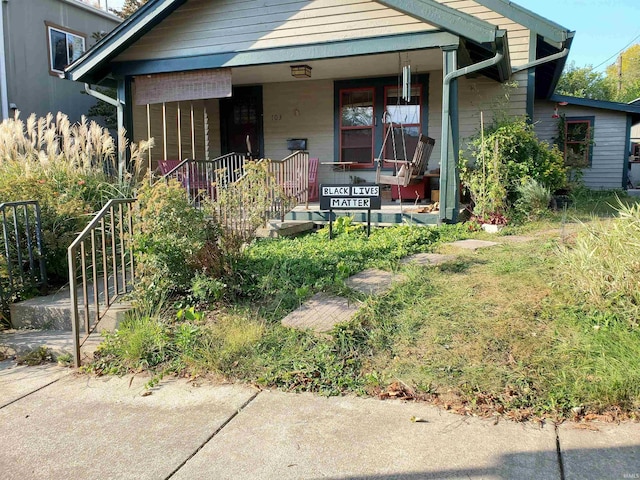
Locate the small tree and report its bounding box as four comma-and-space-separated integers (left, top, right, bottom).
111, 0, 149, 18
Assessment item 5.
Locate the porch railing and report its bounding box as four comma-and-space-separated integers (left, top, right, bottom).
0, 200, 47, 306
68, 199, 136, 367
162, 153, 247, 205
267, 150, 310, 218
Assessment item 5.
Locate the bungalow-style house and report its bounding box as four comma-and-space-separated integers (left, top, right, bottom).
64, 0, 579, 223
0, 0, 121, 123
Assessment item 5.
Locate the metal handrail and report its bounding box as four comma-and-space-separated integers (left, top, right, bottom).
0, 200, 46, 305
68, 198, 136, 367
162, 153, 248, 205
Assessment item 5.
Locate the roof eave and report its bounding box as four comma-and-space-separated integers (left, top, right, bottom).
474, 0, 569, 47
550, 93, 640, 115
65, 0, 186, 83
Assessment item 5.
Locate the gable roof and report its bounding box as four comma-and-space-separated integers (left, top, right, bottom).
66, 0, 187, 84
66, 0, 507, 84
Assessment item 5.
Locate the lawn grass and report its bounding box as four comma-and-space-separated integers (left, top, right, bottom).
90, 190, 640, 421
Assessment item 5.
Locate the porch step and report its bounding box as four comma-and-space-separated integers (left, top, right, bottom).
286, 206, 439, 226
10, 285, 132, 332
256, 220, 315, 238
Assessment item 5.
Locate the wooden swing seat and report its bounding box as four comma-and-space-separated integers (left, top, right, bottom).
376, 134, 435, 188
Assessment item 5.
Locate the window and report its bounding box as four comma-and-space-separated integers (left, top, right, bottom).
340, 88, 375, 164
383, 85, 422, 165
564, 117, 593, 167
46, 23, 86, 74
335, 76, 427, 168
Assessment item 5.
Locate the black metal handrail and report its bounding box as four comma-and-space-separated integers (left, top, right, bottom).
0, 200, 46, 306
67, 198, 136, 367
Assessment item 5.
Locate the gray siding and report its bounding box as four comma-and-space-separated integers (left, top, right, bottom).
116, 0, 437, 62
2, 0, 120, 123
429, 70, 529, 165
534, 100, 627, 190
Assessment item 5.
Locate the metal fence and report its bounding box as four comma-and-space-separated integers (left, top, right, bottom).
0, 201, 46, 306
67, 199, 136, 367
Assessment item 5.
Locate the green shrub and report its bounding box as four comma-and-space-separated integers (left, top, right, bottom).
133, 180, 216, 304
460, 116, 566, 219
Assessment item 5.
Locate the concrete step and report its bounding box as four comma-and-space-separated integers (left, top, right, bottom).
10, 283, 132, 332
0, 329, 102, 363
256, 220, 315, 238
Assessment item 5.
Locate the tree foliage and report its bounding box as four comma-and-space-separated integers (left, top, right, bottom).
605, 44, 640, 103
111, 0, 149, 18
556, 45, 640, 103
555, 62, 614, 100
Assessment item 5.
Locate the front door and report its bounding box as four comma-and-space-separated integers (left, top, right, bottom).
220, 86, 263, 158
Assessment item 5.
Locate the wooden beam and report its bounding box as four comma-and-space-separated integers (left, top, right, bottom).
111, 31, 460, 77
377, 0, 497, 45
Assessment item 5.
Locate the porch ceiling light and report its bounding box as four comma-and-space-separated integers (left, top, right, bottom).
290, 64, 312, 78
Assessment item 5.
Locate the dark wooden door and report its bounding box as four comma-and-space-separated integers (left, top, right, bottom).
220, 86, 263, 158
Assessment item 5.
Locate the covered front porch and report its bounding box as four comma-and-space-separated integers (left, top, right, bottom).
124, 40, 509, 224
65, 0, 529, 225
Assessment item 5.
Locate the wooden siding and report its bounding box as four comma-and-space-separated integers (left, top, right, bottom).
534, 100, 627, 189
263, 80, 334, 182
116, 0, 438, 62
428, 69, 529, 164
435, 0, 531, 65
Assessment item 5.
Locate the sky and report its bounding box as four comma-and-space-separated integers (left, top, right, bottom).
105, 0, 639, 72
516, 0, 640, 71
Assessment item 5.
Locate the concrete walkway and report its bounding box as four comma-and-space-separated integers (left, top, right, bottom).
0, 361, 638, 480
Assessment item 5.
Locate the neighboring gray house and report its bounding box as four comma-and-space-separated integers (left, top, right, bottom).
0, 0, 121, 123
534, 94, 640, 190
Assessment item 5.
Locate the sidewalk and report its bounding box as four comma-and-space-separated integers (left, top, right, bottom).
1, 360, 638, 480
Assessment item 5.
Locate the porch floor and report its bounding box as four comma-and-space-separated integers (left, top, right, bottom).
286, 200, 440, 226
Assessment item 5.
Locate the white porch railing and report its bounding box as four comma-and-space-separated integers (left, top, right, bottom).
268, 150, 310, 211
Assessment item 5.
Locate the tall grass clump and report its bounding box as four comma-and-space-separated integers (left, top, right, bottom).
0, 112, 149, 283
559, 198, 640, 327
514, 178, 552, 221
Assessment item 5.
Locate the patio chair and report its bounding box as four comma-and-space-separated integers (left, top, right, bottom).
158, 159, 214, 200
376, 134, 435, 188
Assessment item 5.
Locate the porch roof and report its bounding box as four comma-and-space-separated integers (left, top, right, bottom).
65, 0, 512, 85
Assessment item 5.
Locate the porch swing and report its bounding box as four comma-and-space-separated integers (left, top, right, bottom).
375, 60, 435, 198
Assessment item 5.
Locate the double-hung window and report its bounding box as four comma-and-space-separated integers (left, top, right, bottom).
47, 23, 86, 75
335, 76, 427, 168
564, 117, 593, 167
383, 85, 422, 166
339, 88, 375, 165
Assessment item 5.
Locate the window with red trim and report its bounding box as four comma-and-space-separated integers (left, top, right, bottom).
339, 88, 375, 165
564, 118, 592, 167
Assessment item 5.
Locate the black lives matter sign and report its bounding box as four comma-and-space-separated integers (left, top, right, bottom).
319, 184, 382, 210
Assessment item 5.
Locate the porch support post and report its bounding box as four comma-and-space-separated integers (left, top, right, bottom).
439, 46, 460, 223
116, 78, 126, 183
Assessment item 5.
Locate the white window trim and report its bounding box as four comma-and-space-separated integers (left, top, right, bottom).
47, 24, 86, 75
